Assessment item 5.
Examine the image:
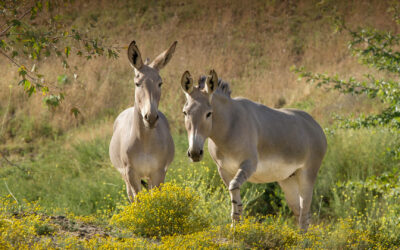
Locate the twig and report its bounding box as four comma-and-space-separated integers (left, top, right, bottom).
4, 180, 19, 205
0, 49, 62, 91
0, 47, 85, 115
5, 32, 125, 50
51, 35, 125, 49
0, 8, 32, 37
0, 49, 21, 68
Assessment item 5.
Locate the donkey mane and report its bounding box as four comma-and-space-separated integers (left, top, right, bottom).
198, 75, 232, 98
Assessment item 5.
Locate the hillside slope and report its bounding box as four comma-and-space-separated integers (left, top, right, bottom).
0, 0, 395, 144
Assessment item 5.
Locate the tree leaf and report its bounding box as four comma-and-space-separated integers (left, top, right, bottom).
65, 46, 70, 58
70, 107, 80, 118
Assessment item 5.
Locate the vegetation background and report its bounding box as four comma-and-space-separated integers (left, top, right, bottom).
0, 0, 399, 248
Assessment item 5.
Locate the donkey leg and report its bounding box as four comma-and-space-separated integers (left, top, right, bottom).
278, 174, 301, 225
217, 167, 238, 221
124, 177, 134, 203
228, 159, 256, 222
229, 188, 243, 222
297, 164, 319, 232
126, 167, 142, 202
217, 166, 234, 188
149, 168, 167, 189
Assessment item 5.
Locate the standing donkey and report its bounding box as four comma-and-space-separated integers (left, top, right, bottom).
109, 40, 176, 202
180, 70, 327, 231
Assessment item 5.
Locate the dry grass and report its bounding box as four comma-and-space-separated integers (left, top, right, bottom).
0, 0, 395, 141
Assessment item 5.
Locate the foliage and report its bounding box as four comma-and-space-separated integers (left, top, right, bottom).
0, 0, 119, 110
310, 128, 400, 231
0, 197, 54, 249
228, 217, 300, 249
111, 183, 210, 237
331, 171, 400, 247
160, 229, 224, 249
293, 6, 400, 130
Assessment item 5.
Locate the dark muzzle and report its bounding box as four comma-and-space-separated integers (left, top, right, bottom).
144, 113, 159, 128
187, 149, 203, 162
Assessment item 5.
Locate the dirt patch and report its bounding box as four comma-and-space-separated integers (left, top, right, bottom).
49, 215, 110, 239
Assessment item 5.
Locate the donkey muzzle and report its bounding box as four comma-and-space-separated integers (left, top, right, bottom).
143, 113, 159, 128
187, 148, 203, 162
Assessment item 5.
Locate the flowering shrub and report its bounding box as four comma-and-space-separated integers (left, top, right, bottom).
0, 196, 55, 249
228, 217, 300, 249
110, 183, 210, 237
161, 230, 224, 249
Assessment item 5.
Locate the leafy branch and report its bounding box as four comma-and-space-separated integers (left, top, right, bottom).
292, 2, 400, 159
0, 0, 120, 114
292, 3, 400, 130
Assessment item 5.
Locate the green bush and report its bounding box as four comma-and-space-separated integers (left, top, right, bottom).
110, 183, 210, 237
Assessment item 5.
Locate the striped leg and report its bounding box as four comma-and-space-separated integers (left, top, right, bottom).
217, 167, 241, 221
228, 159, 256, 222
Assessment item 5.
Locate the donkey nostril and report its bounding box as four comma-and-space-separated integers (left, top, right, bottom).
155, 114, 159, 121
144, 114, 149, 121
187, 150, 191, 158
199, 150, 203, 156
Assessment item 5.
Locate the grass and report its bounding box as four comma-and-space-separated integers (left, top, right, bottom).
0, 115, 399, 248
313, 128, 400, 218
1, 118, 399, 216
0, 131, 124, 215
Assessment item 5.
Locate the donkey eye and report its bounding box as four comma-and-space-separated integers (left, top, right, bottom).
158, 82, 163, 87
206, 112, 212, 118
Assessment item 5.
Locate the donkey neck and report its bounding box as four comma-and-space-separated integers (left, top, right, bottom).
209, 94, 235, 145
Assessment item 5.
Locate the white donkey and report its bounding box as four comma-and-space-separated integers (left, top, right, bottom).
180, 70, 327, 231
109, 40, 176, 202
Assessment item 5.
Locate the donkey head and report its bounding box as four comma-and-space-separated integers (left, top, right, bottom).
128, 40, 177, 128
180, 70, 218, 162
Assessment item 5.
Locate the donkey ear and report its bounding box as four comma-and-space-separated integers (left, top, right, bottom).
150, 41, 177, 71
181, 71, 194, 94
205, 69, 218, 95
128, 40, 144, 70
